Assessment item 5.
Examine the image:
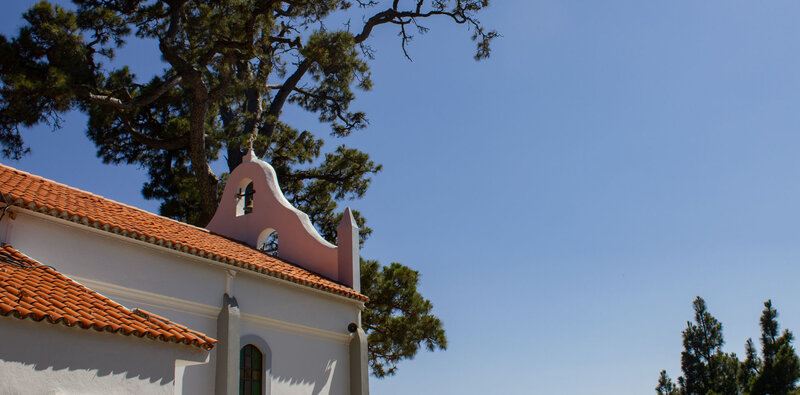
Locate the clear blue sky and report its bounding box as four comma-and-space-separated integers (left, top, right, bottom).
4, 1, 800, 394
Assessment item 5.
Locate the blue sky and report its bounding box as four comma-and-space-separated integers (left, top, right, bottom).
5, 1, 800, 393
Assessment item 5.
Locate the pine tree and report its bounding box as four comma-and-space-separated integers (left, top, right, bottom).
750, 300, 800, 395
656, 370, 680, 395
659, 298, 800, 395
0, 0, 496, 226
679, 297, 738, 394
738, 338, 761, 391
360, 259, 446, 377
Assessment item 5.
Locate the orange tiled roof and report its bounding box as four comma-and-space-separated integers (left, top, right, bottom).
0, 243, 217, 349
0, 164, 366, 301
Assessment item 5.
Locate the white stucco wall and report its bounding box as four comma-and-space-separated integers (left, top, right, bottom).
1, 209, 363, 395
0, 315, 207, 395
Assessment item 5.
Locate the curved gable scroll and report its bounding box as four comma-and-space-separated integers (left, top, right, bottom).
207, 150, 359, 290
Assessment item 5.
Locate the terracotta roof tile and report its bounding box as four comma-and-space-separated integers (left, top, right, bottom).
0, 164, 366, 302
0, 243, 217, 350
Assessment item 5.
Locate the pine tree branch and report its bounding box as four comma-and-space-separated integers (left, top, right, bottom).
125, 124, 189, 150
86, 75, 183, 110
291, 87, 360, 130
164, 0, 187, 42
355, 8, 469, 44
258, 59, 312, 143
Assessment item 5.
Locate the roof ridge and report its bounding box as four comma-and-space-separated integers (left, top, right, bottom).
0, 163, 212, 234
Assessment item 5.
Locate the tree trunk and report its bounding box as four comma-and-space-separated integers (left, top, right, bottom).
188, 99, 218, 226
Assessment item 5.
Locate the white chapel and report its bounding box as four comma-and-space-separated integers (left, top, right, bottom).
0, 150, 370, 395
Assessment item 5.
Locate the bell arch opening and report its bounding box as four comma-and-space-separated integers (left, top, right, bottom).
235, 178, 255, 217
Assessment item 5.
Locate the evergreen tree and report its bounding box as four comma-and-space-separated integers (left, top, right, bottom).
360, 259, 446, 377
738, 338, 761, 391
658, 298, 800, 395
0, 0, 495, 226
657, 370, 680, 395
750, 300, 800, 395
679, 297, 738, 394
0, 0, 495, 377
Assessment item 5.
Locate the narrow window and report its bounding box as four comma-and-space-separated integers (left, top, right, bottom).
240, 344, 263, 395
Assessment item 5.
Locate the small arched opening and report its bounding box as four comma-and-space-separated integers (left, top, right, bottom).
256, 228, 279, 255
235, 178, 255, 217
